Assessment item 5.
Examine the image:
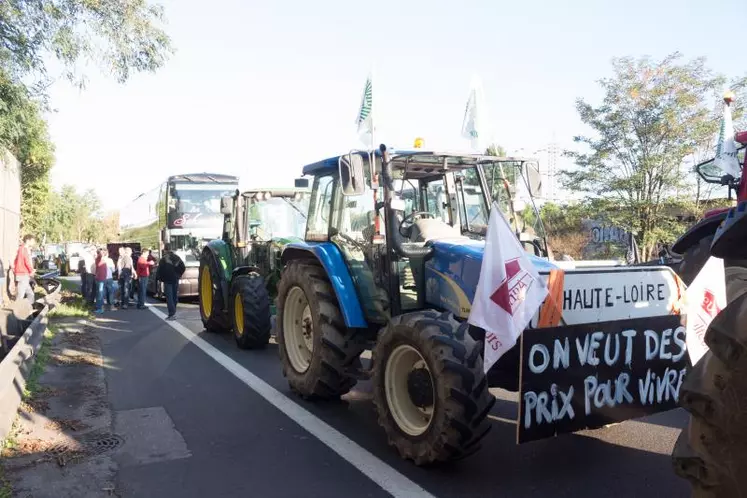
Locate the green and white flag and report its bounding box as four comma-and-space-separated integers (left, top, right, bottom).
462, 76, 487, 151
356, 74, 374, 145
714, 100, 741, 178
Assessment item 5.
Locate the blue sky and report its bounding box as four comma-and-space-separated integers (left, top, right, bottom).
45, 0, 746, 210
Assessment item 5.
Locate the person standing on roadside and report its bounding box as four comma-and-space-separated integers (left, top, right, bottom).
118, 247, 134, 309
13, 235, 36, 306
78, 255, 87, 300
94, 248, 115, 314
0, 255, 5, 308
104, 250, 115, 307
85, 246, 97, 305
136, 249, 155, 309
94, 249, 107, 314
156, 244, 185, 320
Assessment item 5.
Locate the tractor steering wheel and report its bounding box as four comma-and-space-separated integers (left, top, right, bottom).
399, 211, 435, 238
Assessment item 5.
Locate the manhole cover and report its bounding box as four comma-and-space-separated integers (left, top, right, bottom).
83, 433, 124, 455
47, 442, 76, 456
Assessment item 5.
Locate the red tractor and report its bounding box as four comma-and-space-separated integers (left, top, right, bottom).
673, 130, 747, 286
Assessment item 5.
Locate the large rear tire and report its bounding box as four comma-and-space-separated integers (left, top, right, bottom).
371, 311, 495, 465
198, 250, 230, 333
230, 273, 272, 349
674, 288, 747, 495
276, 260, 366, 399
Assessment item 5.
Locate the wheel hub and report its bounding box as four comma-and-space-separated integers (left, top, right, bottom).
407, 367, 434, 408
384, 344, 435, 437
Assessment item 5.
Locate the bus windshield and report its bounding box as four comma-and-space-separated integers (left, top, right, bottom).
171, 185, 234, 215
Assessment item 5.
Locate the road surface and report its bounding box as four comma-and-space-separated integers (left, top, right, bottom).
66, 277, 690, 497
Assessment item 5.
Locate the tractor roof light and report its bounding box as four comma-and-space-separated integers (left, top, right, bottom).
724, 90, 735, 104
264, 192, 272, 200
414, 137, 424, 149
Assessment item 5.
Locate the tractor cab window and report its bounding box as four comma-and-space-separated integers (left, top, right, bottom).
456, 169, 490, 233
482, 161, 549, 257
248, 195, 309, 241
306, 175, 335, 241
423, 179, 450, 223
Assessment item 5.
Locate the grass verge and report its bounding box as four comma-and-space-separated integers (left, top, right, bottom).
49, 291, 91, 319
51, 278, 90, 318
58, 279, 78, 293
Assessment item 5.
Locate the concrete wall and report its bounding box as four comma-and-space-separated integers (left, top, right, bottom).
0, 150, 21, 298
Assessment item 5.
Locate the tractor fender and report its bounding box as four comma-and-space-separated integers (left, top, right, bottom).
672, 210, 728, 255
203, 240, 233, 310
281, 242, 368, 328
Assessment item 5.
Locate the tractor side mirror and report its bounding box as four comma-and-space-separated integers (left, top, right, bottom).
220, 195, 234, 215
339, 153, 366, 196
294, 178, 310, 189
525, 161, 542, 196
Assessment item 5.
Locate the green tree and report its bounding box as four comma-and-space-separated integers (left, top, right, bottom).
0, 0, 173, 86
0, 0, 173, 235
0, 69, 55, 236
564, 53, 745, 260
485, 144, 506, 157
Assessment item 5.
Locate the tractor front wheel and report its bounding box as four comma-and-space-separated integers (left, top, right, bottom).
198, 251, 229, 333
230, 273, 272, 349
371, 311, 495, 465
276, 260, 366, 399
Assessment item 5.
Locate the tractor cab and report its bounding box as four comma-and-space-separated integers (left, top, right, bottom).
295, 146, 552, 324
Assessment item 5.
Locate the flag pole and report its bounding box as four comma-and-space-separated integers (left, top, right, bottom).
370, 68, 375, 158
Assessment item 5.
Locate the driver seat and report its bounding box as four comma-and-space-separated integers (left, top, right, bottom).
410, 218, 463, 243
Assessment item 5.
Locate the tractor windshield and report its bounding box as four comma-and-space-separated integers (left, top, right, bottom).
248, 196, 309, 240
481, 160, 549, 256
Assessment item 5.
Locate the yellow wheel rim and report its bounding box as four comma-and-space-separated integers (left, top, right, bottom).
234, 293, 244, 336
201, 266, 213, 317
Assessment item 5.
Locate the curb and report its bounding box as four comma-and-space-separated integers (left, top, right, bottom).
0, 280, 61, 444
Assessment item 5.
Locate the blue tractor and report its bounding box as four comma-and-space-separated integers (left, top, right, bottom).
275, 145, 557, 464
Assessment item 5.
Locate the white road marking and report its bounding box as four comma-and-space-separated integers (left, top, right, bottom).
148, 305, 435, 498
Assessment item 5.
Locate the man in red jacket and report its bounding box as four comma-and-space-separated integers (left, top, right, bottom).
13, 235, 36, 305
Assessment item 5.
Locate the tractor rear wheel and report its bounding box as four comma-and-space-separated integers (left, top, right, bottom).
276, 260, 366, 399
371, 311, 496, 465
198, 250, 230, 333
674, 288, 747, 495
230, 273, 272, 349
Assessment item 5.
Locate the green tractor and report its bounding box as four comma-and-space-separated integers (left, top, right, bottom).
198, 182, 311, 349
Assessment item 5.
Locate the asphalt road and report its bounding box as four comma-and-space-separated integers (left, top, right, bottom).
67, 277, 690, 497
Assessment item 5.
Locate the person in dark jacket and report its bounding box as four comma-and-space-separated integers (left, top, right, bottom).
156, 244, 185, 320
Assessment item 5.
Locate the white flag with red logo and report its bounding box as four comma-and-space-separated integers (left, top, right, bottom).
468, 203, 548, 373
685, 256, 726, 366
